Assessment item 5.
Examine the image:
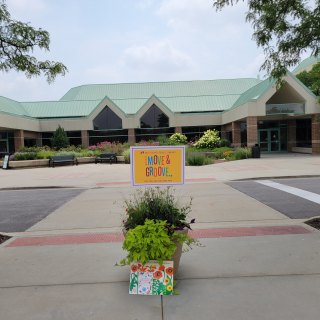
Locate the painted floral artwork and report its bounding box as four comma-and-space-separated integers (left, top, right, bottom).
129, 260, 174, 295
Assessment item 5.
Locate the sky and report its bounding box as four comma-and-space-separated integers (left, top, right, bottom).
1, 0, 310, 102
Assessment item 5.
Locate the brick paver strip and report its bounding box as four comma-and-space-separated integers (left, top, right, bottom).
6, 225, 312, 248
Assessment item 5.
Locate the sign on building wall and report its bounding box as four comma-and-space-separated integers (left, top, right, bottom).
130, 146, 185, 186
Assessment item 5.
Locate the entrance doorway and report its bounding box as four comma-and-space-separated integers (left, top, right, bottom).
0, 139, 9, 157
258, 128, 281, 152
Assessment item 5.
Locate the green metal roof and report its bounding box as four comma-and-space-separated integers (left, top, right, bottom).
0, 96, 29, 117
231, 78, 275, 109
292, 55, 320, 74
60, 79, 262, 102
21, 100, 102, 118
1, 78, 265, 119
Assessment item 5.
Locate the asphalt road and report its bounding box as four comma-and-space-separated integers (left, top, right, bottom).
228, 177, 320, 219
0, 188, 84, 232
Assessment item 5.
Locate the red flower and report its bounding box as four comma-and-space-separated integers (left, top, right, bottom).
158, 265, 165, 271
130, 264, 138, 272
153, 270, 163, 280
165, 267, 174, 276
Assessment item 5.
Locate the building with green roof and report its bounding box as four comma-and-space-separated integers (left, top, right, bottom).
1, 57, 320, 156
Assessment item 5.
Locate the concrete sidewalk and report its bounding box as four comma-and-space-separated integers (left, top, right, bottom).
0, 153, 319, 190
1, 154, 320, 319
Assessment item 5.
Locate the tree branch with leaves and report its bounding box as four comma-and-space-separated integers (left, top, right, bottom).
213, 0, 320, 82
0, 0, 67, 82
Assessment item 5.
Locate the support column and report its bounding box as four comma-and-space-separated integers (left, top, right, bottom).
81, 130, 89, 148
128, 128, 136, 144
232, 122, 241, 147
312, 114, 320, 154
14, 129, 24, 151
175, 127, 182, 134
37, 133, 43, 147
246, 116, 258, 147
287, 119, 296, 152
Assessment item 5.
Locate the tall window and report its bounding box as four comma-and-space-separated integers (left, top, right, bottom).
296, 119, 311, 147
93, 106, 122, 130
140, 105, 169, 128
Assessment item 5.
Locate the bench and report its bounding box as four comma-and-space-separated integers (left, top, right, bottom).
49, 155, 78, 167
95, 153, 117, 164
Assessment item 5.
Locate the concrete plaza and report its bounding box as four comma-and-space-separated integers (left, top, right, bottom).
0, 153, 320, 319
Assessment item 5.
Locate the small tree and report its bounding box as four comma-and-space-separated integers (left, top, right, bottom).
194, 129, 220, 149
51, 125, 69, 149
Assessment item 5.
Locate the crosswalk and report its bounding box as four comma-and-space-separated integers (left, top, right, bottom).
227, 178, 320, 219
257, 180, 320, 204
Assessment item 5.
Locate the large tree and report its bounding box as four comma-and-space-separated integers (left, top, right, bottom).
213, 0, 320, 82
0, 0, 67, 82
296, 62, 320, 96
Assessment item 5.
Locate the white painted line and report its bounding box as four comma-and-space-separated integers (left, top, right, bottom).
257, 180, 320, 204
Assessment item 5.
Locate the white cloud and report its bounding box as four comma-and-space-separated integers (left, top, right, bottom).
6, 0, 47, 18
122, 41, 193, 72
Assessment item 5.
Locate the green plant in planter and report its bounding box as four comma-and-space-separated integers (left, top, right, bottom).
119, 219, 194, 266
123, 187, 194, 231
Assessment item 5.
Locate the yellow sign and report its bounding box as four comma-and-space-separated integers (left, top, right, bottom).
130, 146, 185, 186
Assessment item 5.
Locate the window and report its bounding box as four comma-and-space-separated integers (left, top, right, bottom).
140, 105, 169, 128
93, 106, 122, 130
296, 119, 311, 147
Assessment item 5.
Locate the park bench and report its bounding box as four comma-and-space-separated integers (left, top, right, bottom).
95, 153, 117, 164
49, 155, 78, 167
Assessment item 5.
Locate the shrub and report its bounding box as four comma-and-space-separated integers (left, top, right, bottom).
119, 219, 193, 266
36, 150, 55, 159
212, 147, 233, 159
156, 135, 172, 146
123, 187, 193, 231
137, 140, 160, 147
123, 148, 130, 163
187, 154, 211, 166
233, 148, 252, 160
193, 129, 220, 149
223, 150, 234, 159
13, 152, 38, 160
169, 133, 188, 145
51, 125, 69, 149
218, 139, 231, 147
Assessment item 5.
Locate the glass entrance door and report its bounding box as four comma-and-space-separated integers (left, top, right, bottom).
258, 129, 280, 152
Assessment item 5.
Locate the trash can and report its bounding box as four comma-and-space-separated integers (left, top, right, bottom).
251, 144, 260, 158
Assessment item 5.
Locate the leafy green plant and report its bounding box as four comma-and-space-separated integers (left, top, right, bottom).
187, 154, 211, 166
123, 187, 193, 231
212, 147, 233, 159
218, 139, 231, 147
119, 219, 194, 266
122, 148, 130, 163
51, 125, 69, 150
193, 129, 220, 149
13, 152, 37, 160
233, 147, 252, 160
223, 150, 234, 159
169, 133, 188, 145
156, 135, 172, 145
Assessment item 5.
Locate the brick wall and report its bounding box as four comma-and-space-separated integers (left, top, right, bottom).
246, 117, 258, 147
312, 114, 320, 154
232, 122, 241, 147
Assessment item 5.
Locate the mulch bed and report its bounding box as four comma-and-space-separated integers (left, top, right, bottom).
305, 218, 320, 230
0, 234, 11, 245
